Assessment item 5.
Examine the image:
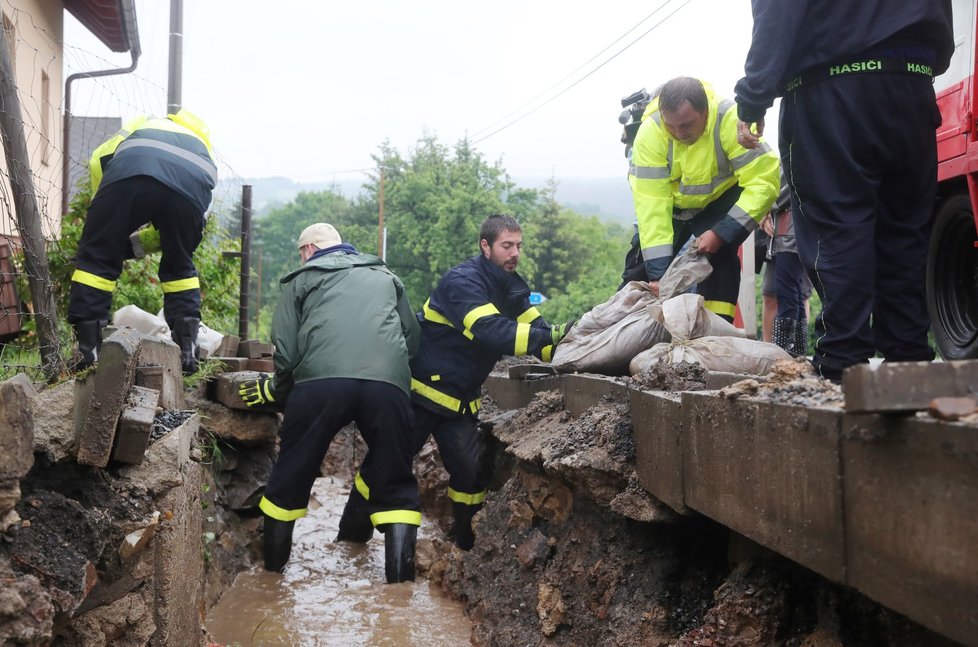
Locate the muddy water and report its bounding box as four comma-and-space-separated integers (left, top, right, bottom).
206, 476, 472, 646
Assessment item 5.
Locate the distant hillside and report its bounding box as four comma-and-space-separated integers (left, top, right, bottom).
219, 175, 635, 226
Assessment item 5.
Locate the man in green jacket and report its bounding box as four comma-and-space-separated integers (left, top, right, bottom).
239, 223, 422, 583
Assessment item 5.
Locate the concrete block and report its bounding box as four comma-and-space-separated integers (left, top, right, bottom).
135, 335, 185, 410
629, 390, 687, 514
208, 356, 249, 372
844, 360, 978, 413
561, 374, 629, 418
215, 334, 239, 358
682, 392, 846, 582
238, 339, 274, 359
246, 358, 275, 372
842, 414, 978, 645
212, 371, 279, 411
111, 386, 161, 465
484, 373, 562, 411
119, 413, 198, 495
77, 328, 141, 467
0, 375, 34, 482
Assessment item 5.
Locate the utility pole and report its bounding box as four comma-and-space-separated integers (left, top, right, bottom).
0, 25, 65, 379
377, 166, 385, 259
167, 0, 183, 114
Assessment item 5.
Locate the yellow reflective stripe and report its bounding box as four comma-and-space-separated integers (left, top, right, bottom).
447, 487, 486, 506
422, 298, 453, 326
411, 378, 463, 412
354, 472, 370, 501
431, 375, 441, 382
160, 276, 200, 293
514, 322, 530, 356
370, 510, 422, 527
541, 344, 553, 363
517, 307, 541, 324
703, 300, 736, 317
259, 495, 306, 521
71, 269, 116, 292
469, 398, 481, 413
462, 303, 500, 340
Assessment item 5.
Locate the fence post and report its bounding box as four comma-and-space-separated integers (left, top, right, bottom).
0, 26, 65, 379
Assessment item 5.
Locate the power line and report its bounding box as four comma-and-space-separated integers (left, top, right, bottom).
470, 1, 676, 139
472, 0, 694, 145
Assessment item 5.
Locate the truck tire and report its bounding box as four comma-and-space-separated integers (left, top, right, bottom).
926, 192, 978, 359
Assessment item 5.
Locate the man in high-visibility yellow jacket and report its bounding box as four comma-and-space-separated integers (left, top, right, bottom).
623, 77, 779, 320
68, 109, 217, 373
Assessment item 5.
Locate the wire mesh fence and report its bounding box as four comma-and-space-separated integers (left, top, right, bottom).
0, 5, 249, 382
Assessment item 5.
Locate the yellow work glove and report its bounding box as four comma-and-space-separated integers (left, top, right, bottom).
239, 373, 276, 407
550, 319, 576, 345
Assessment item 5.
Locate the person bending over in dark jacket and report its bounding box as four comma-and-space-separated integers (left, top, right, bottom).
239, 222, 422, 583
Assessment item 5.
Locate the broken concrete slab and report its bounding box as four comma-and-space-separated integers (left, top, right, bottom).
111, 386, 162, 465
76, 328, 142, 467
186, 390, 279, 445
32, 380, 79, 464
681, 391, 846, 583
135, 335, 185, 410
118, 413, 198, 496
843, 360, 978, 413
842, 413, 978, 646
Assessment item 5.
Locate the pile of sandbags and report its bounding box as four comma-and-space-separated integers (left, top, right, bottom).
552, 248, 712, 375
630, 293, 791, 375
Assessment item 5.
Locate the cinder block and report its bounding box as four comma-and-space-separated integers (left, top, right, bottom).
842, 414, 978, 645
77, 328, 141, 467
213, 371, 277, 412
484, 373, 562, 410
844, 360, 978, 413
629, 390, 687, 514
560, 374, 629, 418
112, 385, 161, 465
208, 356, 249, 372
136, 335, 184, 410
238, 339, 274, 359
682, 392, 845, 582
246, 359, 275, 372
215, 334, 239, 358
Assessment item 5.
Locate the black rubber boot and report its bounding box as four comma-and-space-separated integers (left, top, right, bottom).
171, 317, 200, 374
74, 320, 107, 371
773, 317, 802, 357
263, 515, 295, 572
383, 523, 416, 583
452, 502, 482, 551
335, 487, 374, 543
794, 318, 809, 357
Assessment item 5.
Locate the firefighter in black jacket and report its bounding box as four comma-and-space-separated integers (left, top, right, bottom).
68, 110, 217, 374
337, 214, 573, 550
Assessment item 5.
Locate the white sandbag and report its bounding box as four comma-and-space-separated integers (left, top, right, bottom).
648, 293, 746, 341
630, 336, 792, 376
114, 304, 170, 337
552, 281, 668, 375
551, 247, 717, 376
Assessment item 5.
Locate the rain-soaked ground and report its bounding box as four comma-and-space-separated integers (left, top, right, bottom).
205, 476, 472, 646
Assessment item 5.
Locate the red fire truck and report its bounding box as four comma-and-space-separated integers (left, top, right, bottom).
929, 0, 978, 358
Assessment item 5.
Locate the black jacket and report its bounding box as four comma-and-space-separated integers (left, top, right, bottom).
735, 0, 954, 123
410, 254, 553, 416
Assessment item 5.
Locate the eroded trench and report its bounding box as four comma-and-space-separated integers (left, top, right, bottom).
0, 362, 963, 646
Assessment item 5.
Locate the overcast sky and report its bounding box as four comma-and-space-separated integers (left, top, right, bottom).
63, 0, 772, 184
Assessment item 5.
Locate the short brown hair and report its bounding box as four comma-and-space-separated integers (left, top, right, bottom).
658, 77, 708, 114
479, 214, 521, 247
